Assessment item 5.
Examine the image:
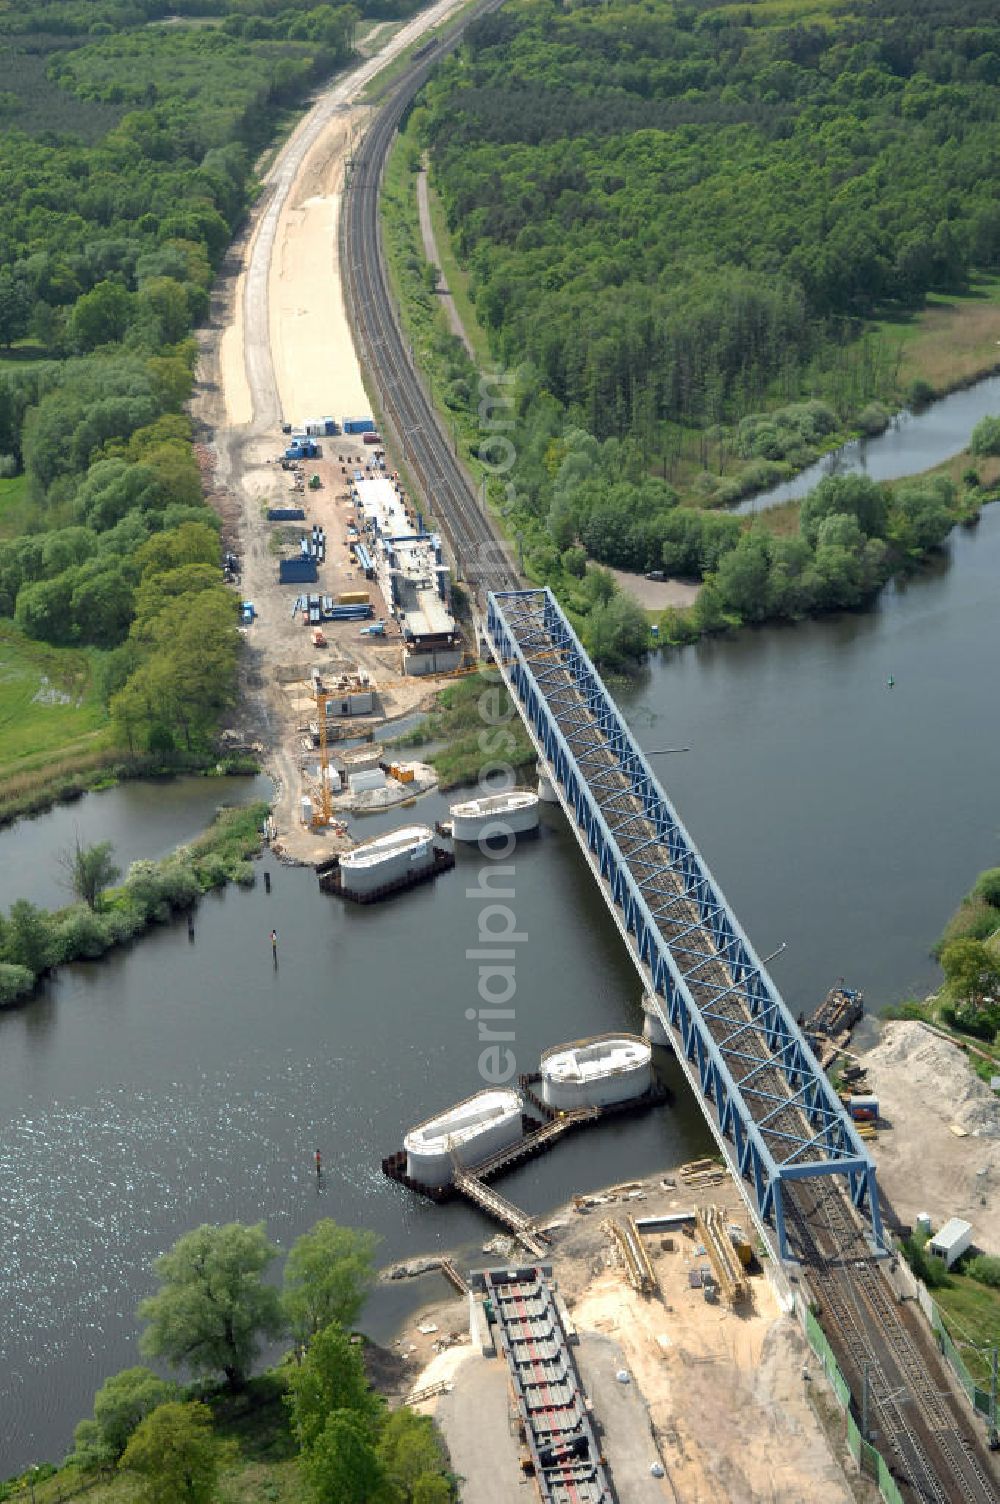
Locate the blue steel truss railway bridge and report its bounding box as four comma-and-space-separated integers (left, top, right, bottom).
485, 588, 999, 1504
339, 13, 1000, 1499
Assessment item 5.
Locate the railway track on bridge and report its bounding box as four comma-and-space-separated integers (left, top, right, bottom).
340, 1, 520, 601
488, 589, 1000, 1504
338, 29, 1000, 1500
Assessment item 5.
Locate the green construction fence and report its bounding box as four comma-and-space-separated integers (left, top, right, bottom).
804, 1305, 906, 1504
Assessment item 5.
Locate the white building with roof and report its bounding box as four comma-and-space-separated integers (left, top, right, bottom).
353, 477, 460, 674
928, 1217, 973, 1269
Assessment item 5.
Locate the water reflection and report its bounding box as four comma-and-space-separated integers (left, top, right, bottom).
0, 774, 271, 912
738, 372, 1000, 513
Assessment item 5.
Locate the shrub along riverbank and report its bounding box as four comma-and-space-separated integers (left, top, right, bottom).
0, 799, 270, 1008
0, 746, 259, 832
390, 672, 536, 789
886, 864, 1000, 1084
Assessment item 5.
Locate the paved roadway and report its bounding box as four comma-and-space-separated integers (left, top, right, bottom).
434, 1353, 523, 1504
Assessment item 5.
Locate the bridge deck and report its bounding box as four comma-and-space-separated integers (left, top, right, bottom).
487, 588, 882, 1259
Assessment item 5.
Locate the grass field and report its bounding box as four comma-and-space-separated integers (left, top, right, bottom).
870, 278, 1000, 396
0, 475, 35, 542
390, 671, 535, 789
0, 623, 111, 776
746, 498, 801, 538
5, 1375, 300, 1504
712, 0, 847, 21
934, 1273, 1000, 1389
426, 172, 493, 370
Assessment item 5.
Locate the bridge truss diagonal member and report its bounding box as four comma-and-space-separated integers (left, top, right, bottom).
486, 586, 883, 1262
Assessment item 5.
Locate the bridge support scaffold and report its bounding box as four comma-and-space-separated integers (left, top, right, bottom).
485, 587, 883, 1262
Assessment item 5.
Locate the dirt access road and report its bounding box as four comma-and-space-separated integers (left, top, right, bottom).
194, 2, 469, 862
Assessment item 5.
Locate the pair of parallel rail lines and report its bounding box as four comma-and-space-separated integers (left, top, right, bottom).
340, 16, 999, 1501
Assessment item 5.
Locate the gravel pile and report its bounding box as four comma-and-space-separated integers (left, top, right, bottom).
865, 1021, 1000, 1138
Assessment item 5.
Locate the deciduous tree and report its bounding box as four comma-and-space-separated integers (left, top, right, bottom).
119, 1401, 224, 1504
941, 939, 1000, 1011
285, 1321, 382, 1453
138, 1222, 285, 1389
60, 838, 121, 912
301, 1411, 387, 1504
283, 1219, 379, 1346
73, 1366, 177, 1468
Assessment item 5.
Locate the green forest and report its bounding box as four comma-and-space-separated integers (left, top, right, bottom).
397, 0, 1000, 653
0, 0, 417, 799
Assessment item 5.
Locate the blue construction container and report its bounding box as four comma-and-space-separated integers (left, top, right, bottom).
279, 557, 318, 585
342, 417, 375, 435
326, 603, 373, 621
267, 507, 306, 521
323, 418, 339, 435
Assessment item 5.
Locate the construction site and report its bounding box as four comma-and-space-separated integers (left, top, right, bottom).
211, 413, 468, 861
394, 1164, 864, 1504
190, 8, 1000, 1498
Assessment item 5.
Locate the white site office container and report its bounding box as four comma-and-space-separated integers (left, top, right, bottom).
928, 1217, 973, 1269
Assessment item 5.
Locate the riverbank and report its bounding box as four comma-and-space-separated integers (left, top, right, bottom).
0, 799, 269, 1010
388, 672, 535, 791
858, 1015, 1000, 1394
861, 1021, 1000, 1251
0, 748, 261, 833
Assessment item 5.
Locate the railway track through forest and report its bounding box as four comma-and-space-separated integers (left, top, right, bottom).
341, 28, 1000, 1504
341, 0, 520, 600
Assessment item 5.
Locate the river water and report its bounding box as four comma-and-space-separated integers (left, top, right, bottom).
736, 371, 1000, 513
2, 404, 999, 1474
0, 774, 272, 913
0, 800, 711, 1472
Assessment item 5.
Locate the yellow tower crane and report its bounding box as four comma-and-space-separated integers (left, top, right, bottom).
311, 688, 334, 828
